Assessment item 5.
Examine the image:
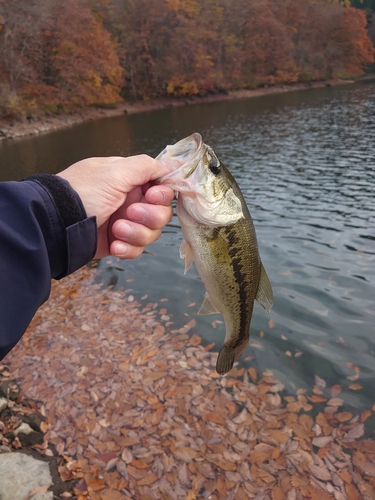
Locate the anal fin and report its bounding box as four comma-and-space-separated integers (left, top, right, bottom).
256, 262, 273, 313
198, 292, 220, 315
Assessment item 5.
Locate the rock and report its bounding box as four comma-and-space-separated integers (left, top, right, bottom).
8, 422, 44, 447
22, 412, 45, 432
0, 452, 52, 500
0, 380, 20, 400
13, 422, 34, 436
0, 397, 8, 413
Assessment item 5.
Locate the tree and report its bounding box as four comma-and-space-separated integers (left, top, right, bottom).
0, 0, 374, 118
43, 0, 123, 109
0, 0, 56, 116
333, 7, 375, 74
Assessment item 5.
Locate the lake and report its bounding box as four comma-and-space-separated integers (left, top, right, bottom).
1, 80, 374, 410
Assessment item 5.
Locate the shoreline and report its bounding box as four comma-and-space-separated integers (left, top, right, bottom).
0, 79, 361, 142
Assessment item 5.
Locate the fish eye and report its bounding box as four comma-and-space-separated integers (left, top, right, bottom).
209, 159, 221, 175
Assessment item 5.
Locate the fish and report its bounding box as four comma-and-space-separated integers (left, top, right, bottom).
157, 133, 273, 375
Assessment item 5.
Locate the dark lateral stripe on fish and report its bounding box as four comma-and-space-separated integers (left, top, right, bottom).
225, 223, 254, 348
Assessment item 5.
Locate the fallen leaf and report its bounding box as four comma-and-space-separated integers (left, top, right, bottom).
330, 384, 342, 397
203, 412, 226, 425
312, 436, 333, 447
349, 384, 363, 391
344, 423, 365, 440
309, 395, 328, 403
154, 324, 165, 335
272, 486, 285, 500
137, 473, 158, 486
315, 375, 326, 389
189, 333, 202, 346
336, 412, 353, 422
346, 362, 360, 371
309, 463, 331, 481
327, 398, 344, 407
248, 367, 257, 382
345, 483, 362, 500
360, 410, 372, 422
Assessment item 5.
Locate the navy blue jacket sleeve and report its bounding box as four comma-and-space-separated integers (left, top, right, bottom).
0, 178, 97, 360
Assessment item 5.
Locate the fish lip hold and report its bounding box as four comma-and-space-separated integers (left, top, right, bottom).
158, 132, 204, 184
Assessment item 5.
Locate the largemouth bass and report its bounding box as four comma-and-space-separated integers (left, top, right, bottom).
157, 133, 273, 375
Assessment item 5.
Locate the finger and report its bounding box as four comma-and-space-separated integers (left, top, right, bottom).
110, 240, 145, 260
107, 186, 143, 230
145, 185, 175, 206
125, 203, 173, 229
123, 185, 143, 207
112, 220, 162, 247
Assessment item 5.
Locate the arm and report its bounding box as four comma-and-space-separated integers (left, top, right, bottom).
0, 155, 175, 360
0, 177, 96, 359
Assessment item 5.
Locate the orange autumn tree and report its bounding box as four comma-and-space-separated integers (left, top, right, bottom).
333, 7, 375, 75
235, 0, 297, 87
0, 0, 122, 116
0, 0, 54, 117
0, 0, 374, 116
36, 0, 123, 110
107, 0, 374, 99
284, 0, 374, 80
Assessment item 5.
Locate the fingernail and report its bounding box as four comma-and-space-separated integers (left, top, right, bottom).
151, 190, 165, 204
131, 206, 147, 223
160, 160, 180, 171
115, 223, 134, 240
114, 242, 129, 257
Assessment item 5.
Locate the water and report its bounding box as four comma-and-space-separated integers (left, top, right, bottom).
1, 81, 374, 409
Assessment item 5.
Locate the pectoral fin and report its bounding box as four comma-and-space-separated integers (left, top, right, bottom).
180, 240, 193, 274
198, 292, 220, 315
256, 262, 273, 313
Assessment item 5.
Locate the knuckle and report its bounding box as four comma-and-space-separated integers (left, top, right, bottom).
138, 154, 153, 163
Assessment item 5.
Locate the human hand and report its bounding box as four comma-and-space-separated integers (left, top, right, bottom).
57, 155, 176, 259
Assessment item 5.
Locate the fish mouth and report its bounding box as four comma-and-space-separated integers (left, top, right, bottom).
157, 133, 205, 185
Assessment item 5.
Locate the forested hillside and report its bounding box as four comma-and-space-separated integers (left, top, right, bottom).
0, 0, 374, 118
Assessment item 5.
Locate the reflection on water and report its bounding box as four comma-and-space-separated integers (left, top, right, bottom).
1, 81, 375, 408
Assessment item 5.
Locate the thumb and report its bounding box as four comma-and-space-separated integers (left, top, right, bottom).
115, 155, 177, 191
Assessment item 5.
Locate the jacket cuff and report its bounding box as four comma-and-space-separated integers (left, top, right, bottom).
63, 217, 97, 279
25, 174, 86, 229
23, 174, 97, 279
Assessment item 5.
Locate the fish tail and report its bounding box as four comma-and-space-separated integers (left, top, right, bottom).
216, 337, 249, 375
216, 346, 235, 375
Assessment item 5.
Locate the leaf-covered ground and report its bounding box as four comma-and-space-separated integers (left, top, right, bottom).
1, 266, 375, 500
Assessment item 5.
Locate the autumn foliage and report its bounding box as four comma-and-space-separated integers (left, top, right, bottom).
0, 0, 373, 118
0, 0, 123, 117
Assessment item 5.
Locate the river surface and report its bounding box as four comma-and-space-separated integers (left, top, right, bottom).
1, 81, 374, 409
